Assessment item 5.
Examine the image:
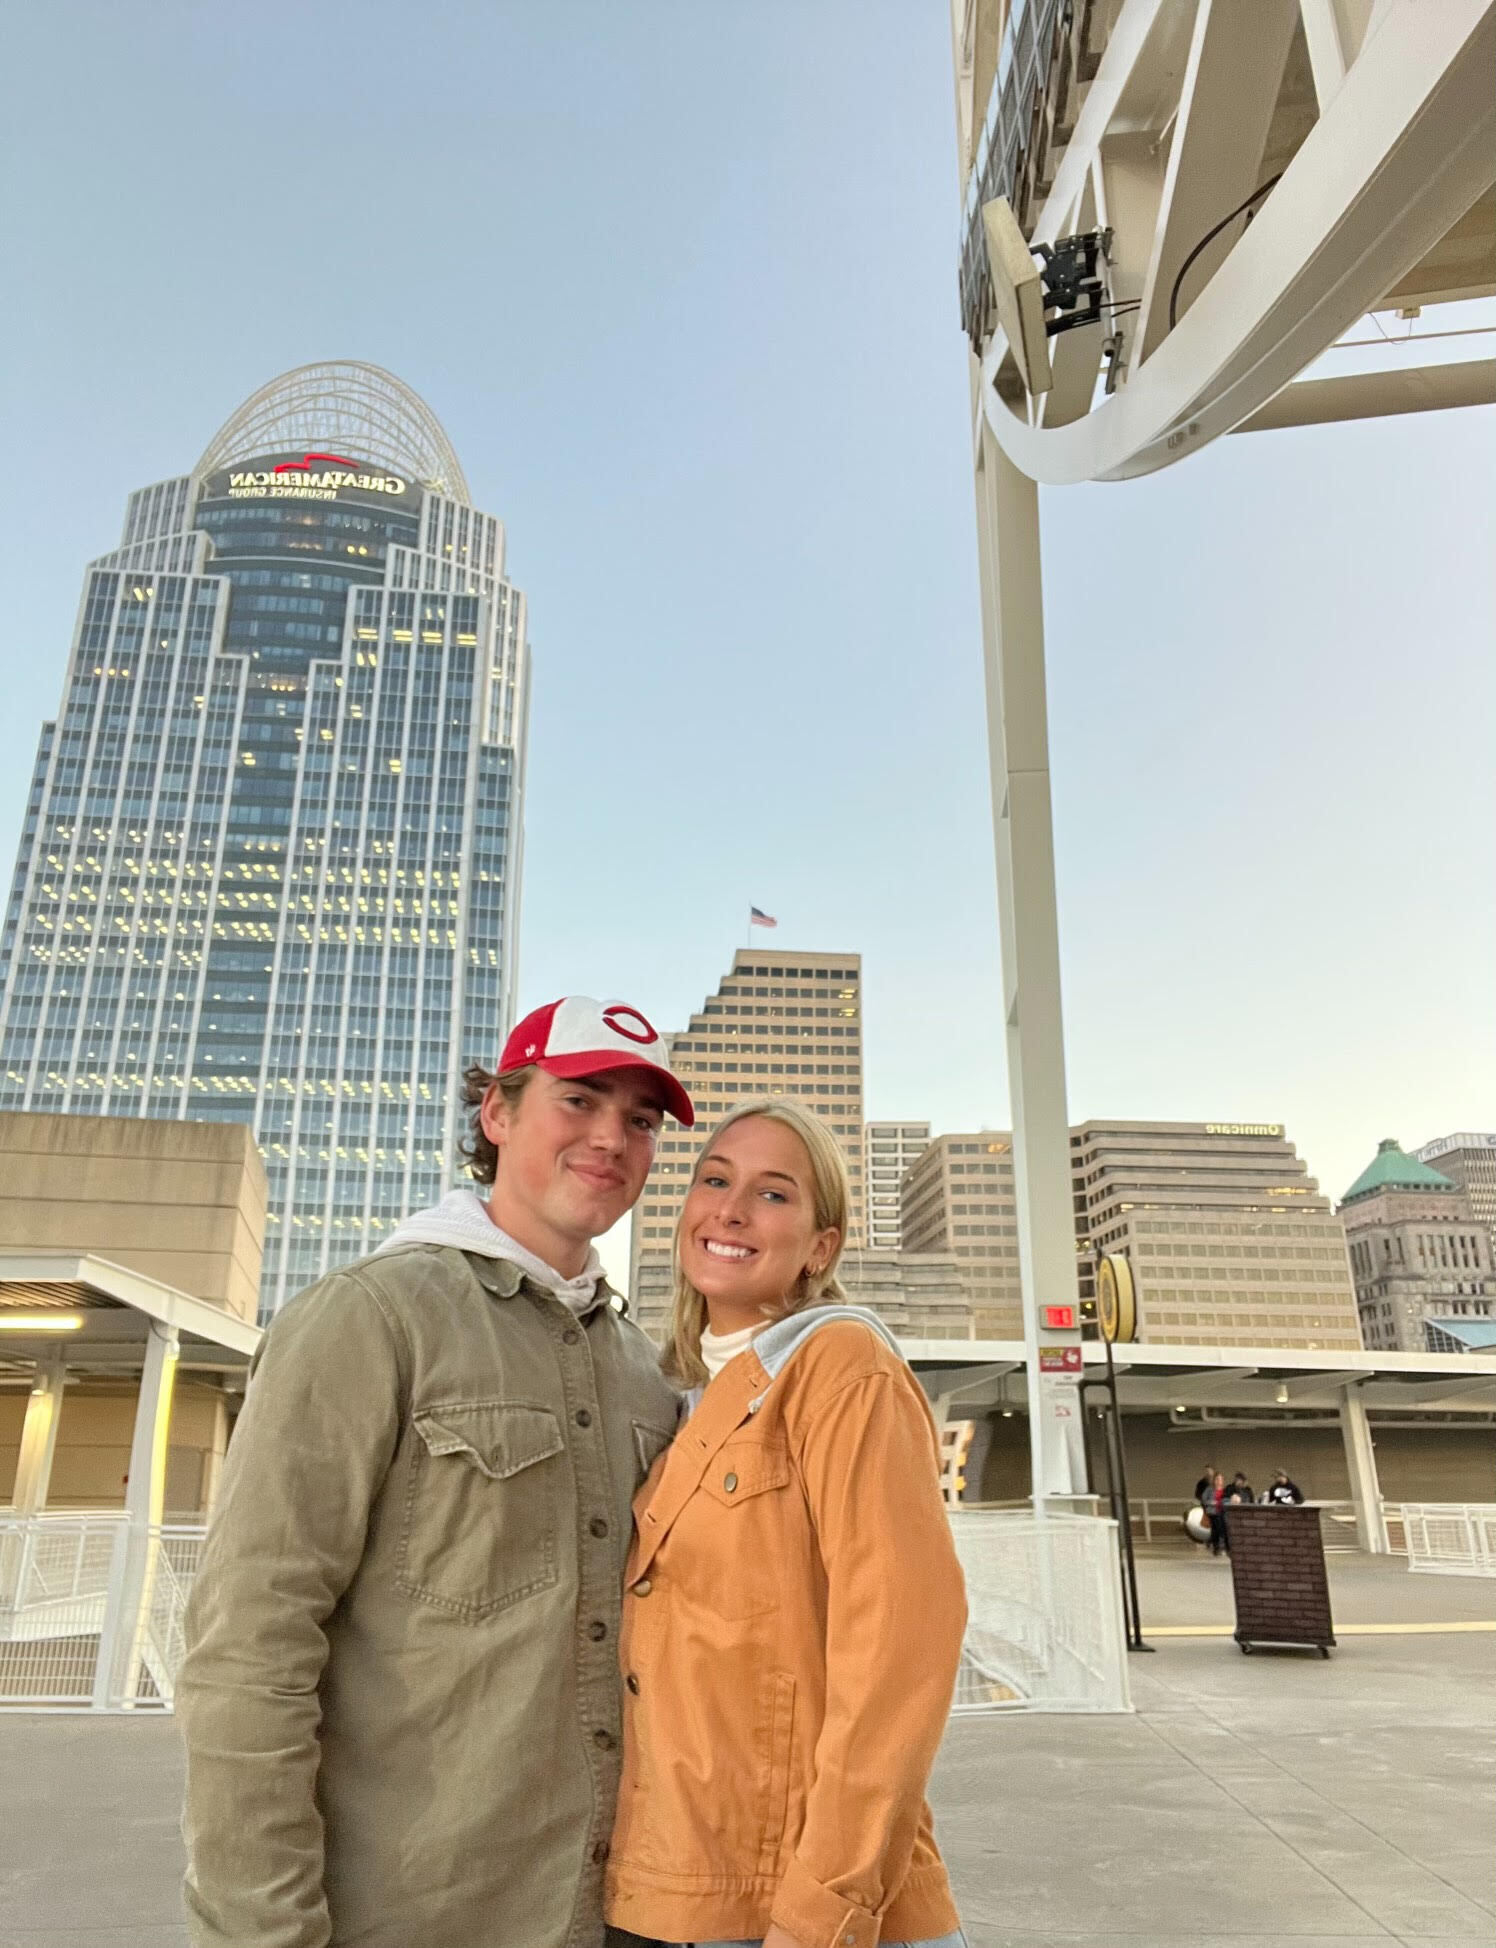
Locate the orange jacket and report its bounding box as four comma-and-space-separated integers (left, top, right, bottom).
604, 1313, 967, 1948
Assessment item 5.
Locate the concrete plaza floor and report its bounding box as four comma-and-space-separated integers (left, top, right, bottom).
1, 1552, 1492, 1948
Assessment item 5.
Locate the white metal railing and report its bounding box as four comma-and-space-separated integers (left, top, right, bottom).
1125, 1497, 1409, 1550
1403, 1503, 1496, 1578
948, 1510, 1132, 1715
0, 1515, 205, 1710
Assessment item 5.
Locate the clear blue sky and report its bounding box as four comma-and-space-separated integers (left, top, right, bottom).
2, 3, 1492, 1287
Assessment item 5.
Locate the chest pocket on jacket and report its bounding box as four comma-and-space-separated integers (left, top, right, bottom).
687, 1436, 791, 1620
397, 1402, 564, 1619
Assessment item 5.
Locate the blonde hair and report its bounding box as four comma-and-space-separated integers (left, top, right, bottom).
663, 1097, 850, 1386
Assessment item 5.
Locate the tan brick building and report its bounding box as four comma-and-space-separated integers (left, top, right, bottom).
901, 1118, 1363, 1352
1340, 1138, 1496, 1352
627, 949, 864, 1336
901, 1133, 1023, 1338
1073, 1120, 1363, 1350
863, 1121, 931, 1250
835, 1247, 973, 1339
1415, 1133, 1496, 1263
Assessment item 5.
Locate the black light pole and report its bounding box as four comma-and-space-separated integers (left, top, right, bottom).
1090, 1249, 1152, 1654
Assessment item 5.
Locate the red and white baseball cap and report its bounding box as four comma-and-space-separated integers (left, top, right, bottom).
498, 996, 694, 1127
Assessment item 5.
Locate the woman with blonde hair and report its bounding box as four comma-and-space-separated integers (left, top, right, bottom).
604, 1098, 969, 1948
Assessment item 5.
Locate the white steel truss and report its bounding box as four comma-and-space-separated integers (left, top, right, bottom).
955, 0, 1496, 483
948, 0, 1496, 1507
195, 360, 471, 500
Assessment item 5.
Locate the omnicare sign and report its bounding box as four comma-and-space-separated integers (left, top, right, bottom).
203, 449, 414, 507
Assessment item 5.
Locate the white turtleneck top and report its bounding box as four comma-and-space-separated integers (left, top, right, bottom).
698, 1321, 760, 1378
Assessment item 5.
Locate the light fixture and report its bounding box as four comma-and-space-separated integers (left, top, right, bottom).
1001, 1408, 1015, 1419
0, 1313, 84, 1332
1275, 1383, 1290, 1405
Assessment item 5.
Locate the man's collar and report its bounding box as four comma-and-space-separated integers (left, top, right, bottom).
472, 1255, 526, 1299
470, 1252, 623, 1319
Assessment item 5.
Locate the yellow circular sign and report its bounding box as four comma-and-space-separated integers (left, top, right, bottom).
1097, 1254, 1137, 1344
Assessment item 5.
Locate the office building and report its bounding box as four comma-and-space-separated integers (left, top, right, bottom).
1341, 1138, 1496, 1352
627, 948, 864, 1336
836, 1247, 973, 1339
1074, 1120, 1362, 1350
901, 1132, 1023, 1338
863, 1120, 930, 1250
0, 362, 530, 1316
0, 1109, 265, 1324
1416, 1133, 1496, 1260
903, 1118, 1363, 1350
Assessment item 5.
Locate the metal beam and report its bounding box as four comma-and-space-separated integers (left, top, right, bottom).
1393, 1374, 1496, 1405
1339, 1385, 1389, 1553
1234, 358, 1496, 432
981, 0, 1496, 481
1299, 0, 1378, 111
1276, 1369, 1369, 1399
0, 1254, 260, 1357
914, 1360, 1022, 1397
970, 417, 1087, 1504
1133, 0, 1301, 362
1119, 1366, 1260, 1406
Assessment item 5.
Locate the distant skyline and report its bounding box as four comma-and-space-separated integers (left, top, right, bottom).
2, 3, 1491, 1295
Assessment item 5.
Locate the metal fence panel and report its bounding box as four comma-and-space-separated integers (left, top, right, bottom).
0, 1515, 125, 1706
0, 1515, 205, 1711
1403, 1503, 1496, 1577
948, 1510, 1133, 1714
9, 1509, 1136, 1718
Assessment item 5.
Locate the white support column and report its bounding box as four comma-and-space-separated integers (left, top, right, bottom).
11, 1348, 67, 1516
198, 1392, 231, 1517
98, 1323, 180, 1707
1339, 1383, 1388, 1555
971, 413, 1086, 1507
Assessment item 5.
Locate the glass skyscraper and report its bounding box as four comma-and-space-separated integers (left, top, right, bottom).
0, 362, 529, 1316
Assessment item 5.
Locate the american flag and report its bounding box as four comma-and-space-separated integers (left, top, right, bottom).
750, 906, 778, 929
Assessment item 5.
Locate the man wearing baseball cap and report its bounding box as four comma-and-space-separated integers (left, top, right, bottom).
179, 999, 692, 1948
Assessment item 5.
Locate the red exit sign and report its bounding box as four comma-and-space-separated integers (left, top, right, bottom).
1042, 1304, 1076, 1330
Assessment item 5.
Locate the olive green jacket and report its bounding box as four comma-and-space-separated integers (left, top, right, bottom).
178, 1243, 680, 1948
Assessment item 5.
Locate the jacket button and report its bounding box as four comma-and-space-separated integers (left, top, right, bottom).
633, 1578, 652, 1596
575, 1408, 593, 1428
591, 1840, 610, 1864
593, 1729, 615, 1750
563, 1327, 581, 1345
588, 1620, 607, 1641
589, 1516, 609, 1538
723, 1472, 738, 1492
625, 1673, 640, 1694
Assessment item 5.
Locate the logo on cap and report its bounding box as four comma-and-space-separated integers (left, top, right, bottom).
601, 1004, 657, 1046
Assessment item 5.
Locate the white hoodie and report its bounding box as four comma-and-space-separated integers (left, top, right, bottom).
373, 1186, 605, 1315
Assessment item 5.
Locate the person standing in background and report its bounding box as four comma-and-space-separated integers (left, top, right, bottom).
1205, 1470, 1229, 1556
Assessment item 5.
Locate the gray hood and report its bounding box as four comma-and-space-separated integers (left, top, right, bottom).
372, 1187, 604, 1310
686, 1302, 906, 1415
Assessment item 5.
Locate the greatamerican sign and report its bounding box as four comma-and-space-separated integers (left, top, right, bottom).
202, 449, 414, 507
